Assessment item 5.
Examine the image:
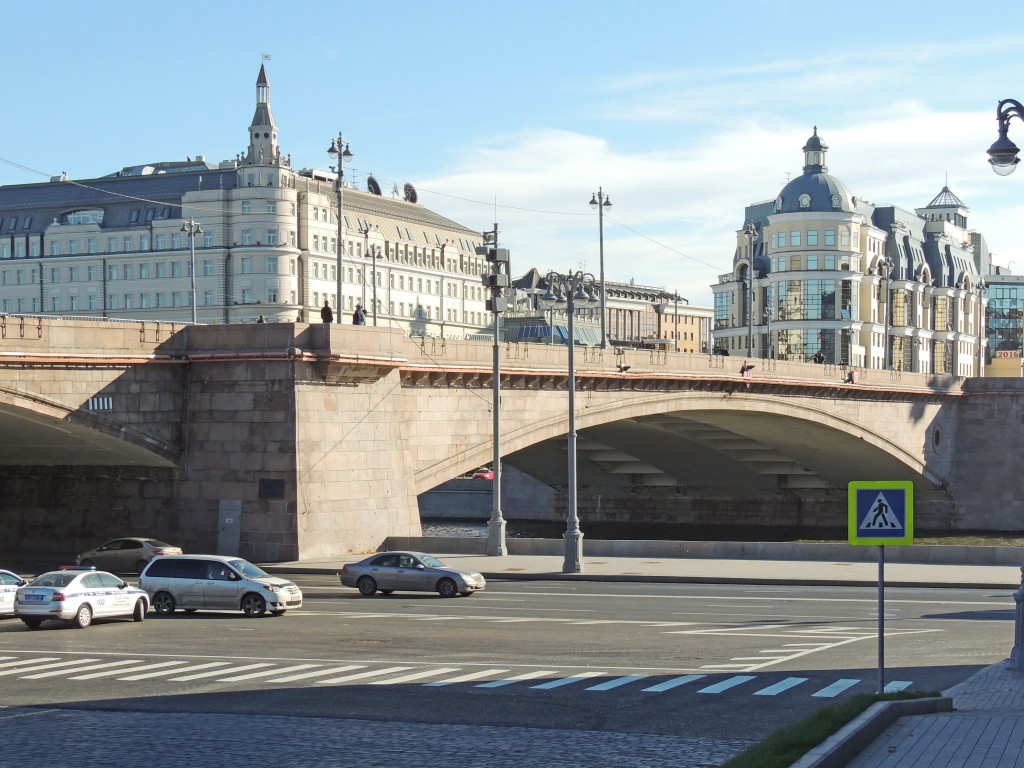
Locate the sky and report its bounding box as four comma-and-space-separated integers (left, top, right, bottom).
3, 1, 1024, 307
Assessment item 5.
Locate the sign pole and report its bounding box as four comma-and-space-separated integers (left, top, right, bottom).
878, 544, 885, 694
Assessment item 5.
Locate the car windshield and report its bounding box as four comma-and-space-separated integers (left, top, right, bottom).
419, 554, 445, 568
30, 573, 76, 588
227, 559, 270, 579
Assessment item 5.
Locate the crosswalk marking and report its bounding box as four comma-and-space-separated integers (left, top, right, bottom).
315, 666, 414, 685
475, 670, 558, 688
74, 660, 190, 679
754, 677, 808, 696
424, 669, 510, 686
0, 659, 100, 678
27, 660, 144, 679
643, 674, 706, 693
0, 653, 912, 702
170, 663, 273, 682
266, 665, 364, 683
218, 664, 322, 682
370, 667, 461, 685
530, 671, 606, 690
585, 675, 649, 691
0, 657, 60, 670
883, 680, 913, 693
698, 675, 756, 694
120, 662, 233, 681
813, 678, 861, 698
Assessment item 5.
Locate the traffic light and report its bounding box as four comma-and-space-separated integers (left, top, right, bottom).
476, 229, 511, 315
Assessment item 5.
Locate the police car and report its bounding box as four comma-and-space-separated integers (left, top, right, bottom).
14, 565, 149, 629
0, 569, 27, 617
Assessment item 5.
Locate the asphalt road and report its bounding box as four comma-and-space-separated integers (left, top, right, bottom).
0, 574, 1014, 765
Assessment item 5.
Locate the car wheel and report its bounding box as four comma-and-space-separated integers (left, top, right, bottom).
153, 592, 176, 615
135, 560, 148, 575
21, 618, 42, 629
241, 593, 266, 617
380, 589, 394, 595
73, 604, 93, 629
437, 578, 458, 598
132, 599, 147, 622
357, 576, 377, 596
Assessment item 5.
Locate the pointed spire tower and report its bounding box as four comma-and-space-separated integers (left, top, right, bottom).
246, 63, 279, 165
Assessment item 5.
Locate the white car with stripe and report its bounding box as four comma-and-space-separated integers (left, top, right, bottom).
14, 566, 149, 629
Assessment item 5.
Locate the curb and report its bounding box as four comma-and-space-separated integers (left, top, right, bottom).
790, 696, 953, 768
259, 564, 1015, 590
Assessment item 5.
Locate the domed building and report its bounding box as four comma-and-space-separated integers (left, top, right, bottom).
711, 128, 991, 376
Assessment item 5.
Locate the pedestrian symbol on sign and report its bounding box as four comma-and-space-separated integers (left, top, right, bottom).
861, 493, 903, 530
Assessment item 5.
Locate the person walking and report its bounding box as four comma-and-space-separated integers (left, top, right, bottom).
256, 314, 265, 324
353, 304, 366, 325
320, 301, 334, 324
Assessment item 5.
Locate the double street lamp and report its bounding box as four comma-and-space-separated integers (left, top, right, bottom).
328, 133, 353, 318
589, 189, 611, 348
744, 223, 758, 356
541, 269, 598, 574
877, 257, 894, 369
181, 218, 203, 324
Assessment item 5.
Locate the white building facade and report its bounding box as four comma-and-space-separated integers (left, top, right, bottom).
712, 129, 991, 376
0, 65, 492, 336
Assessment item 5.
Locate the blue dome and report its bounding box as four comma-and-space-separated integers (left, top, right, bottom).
774, 128, 854, 214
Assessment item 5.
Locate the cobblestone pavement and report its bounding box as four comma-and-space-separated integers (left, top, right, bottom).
0, 706, 757, 768
847, 660, 1024, 767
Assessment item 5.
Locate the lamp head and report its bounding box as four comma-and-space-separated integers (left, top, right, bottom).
327, 139, 339, 158
589, 194, 598, 209
988, 127, 1020, 176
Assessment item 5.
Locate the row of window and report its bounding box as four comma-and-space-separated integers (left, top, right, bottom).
770, 228, 858, 250
769, 254, 862, 273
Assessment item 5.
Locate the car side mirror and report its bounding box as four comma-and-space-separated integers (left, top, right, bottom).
119, 582, 129, 589
416, 564, 426, 570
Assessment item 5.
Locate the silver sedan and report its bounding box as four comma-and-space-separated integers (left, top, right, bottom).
339, 552, 486, 598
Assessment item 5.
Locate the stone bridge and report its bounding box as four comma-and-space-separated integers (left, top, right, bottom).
0, 315, 1018, 561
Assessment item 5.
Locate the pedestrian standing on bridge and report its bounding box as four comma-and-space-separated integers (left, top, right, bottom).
353, 304, 366, 325
320, 301, 334, 324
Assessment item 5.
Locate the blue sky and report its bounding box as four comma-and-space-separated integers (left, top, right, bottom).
3, 1, 1024, 306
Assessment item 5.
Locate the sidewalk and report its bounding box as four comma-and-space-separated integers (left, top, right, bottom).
266, 547, 1024, 767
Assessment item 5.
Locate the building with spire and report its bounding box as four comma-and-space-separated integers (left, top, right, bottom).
0, 64, 496, 333
711, 128, 993, 376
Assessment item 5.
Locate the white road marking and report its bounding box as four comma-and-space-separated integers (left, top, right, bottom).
813, 679, 861, 697
530, 671, 606, 690
315, 666, 414, 685
369, 667, 461, 685
0, 659, 100, 677
217, 664, 322, 682
585, 675, 649, 691
73, 660, 190, 678
267, 665, 365, 683
475, 670, 559, 688
0, 657, 61, 670
883, 680, 913, 692
120, 662, 233, 681
643, 674, 707, 693
424, 669, 510, 686
170, 663, 274, 681
754, 677, 808, 696
698, 675, 756, 694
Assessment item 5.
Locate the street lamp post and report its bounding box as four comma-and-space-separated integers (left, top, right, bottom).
327, 133, 353, 319
763, 301, 773, 360
744, 223, 757, 357
977, 280, 987, 377
542, 269, 598, 574
878, 258, 894, 369
181, 218, 203, 324
987, 99, 1024, 175
589, 189, 612, 349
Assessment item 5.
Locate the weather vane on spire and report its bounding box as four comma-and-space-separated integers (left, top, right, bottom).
262, 53, 271, 61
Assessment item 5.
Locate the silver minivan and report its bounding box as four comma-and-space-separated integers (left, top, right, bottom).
139, 555, 302, 617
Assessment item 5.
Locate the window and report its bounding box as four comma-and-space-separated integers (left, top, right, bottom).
87, 266, 97, 281
140, 294, 150, 308
130, 209, 140, 224
807, 230, 818, 246
267, 228, 277, 245
778, 231, 786, 248
123, 264, 133, 280
15, 242, 24, 258
242, 230, 252, 245
69, 266, 79, 282
51, 296, 60, 312
824, 230, 836, 246
124, 294, 133, 309
69, 241, 78, 255
30, 241, 39, 257
171, 233, 181, 249
267, 256, 278, 274
840, 230, 850, 247
50, 241, 59, 256
140, 264, 149, 279
203, 260, 214, 276
242, 201, 252, 214
69, 296, 78, 311
108, 237, 118, 252
241, 289, 252, 303
204, 290, 214, 306
155, 234, 165, 250
124, 236, 132, 251
203, 233, 213, 247
108, 265, 117, 280
242, 257, 252, 274
790, 231, 801, 246
172, 262, 182, 278
155, 262, 165, 278
87, 238, 96, 253
267, 201, 276, 213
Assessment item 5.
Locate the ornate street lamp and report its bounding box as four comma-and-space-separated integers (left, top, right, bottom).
877, 257, 894, 369
541, 269, 598, 573
589, 189, 612, 348
180, 218, 203, 324
327, 133, 353, 318
744, 222, 758, 357
987, 99, 1024, 176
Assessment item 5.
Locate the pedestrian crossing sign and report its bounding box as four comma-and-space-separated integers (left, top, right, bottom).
848, 481, 914, 545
